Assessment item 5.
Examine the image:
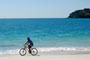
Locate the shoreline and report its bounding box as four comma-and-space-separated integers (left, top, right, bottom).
0, 54, 90, 60
0, 47, 90, 56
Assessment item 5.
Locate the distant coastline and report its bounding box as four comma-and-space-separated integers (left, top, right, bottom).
68, 8, 90, 18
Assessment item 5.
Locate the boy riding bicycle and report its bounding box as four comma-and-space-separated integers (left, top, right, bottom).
25, 37, 34, 53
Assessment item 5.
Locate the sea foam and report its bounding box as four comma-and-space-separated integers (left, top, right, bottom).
0, 47, 90, 55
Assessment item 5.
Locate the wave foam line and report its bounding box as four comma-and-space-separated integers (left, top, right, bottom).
0, 49, 19, 55
0, 47, 90, 55
38, 47, 90, 52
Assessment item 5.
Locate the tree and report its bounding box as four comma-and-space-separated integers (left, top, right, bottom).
68, 8, 90, 18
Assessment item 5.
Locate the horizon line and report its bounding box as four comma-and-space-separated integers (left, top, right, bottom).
0, 18, 66, 19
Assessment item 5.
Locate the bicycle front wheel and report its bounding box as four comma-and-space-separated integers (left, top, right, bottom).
19, 48, 27, 56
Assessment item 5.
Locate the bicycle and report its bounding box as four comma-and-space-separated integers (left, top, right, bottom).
19, 43, 38, 56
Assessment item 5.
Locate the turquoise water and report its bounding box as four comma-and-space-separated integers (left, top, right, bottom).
0, 18, 90, 55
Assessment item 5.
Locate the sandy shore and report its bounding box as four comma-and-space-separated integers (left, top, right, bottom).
0, 54, 90, 60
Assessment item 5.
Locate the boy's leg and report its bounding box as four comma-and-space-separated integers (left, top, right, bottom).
28, 45, 32, 53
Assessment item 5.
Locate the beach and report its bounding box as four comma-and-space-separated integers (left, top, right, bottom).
0, 19, 90, 59
0, 54, 90, 60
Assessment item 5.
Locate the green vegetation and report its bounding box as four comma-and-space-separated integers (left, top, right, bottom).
68, 8, 90, 18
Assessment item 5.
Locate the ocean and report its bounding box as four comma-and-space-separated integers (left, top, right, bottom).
0, 18, 90, 55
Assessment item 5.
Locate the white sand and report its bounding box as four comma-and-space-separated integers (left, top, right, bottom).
0, 54, 90, 60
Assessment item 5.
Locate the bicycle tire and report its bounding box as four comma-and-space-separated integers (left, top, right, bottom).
30, 48, 38, 56
19, 48, 27, 56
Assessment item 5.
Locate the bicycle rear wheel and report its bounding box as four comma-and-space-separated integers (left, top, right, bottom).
31, 48, 38, 56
